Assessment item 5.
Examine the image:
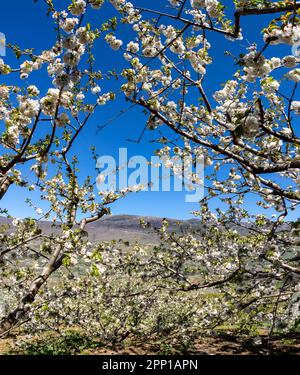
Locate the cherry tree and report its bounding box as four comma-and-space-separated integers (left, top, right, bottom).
1, 0, 300, 346
0, 0, 144, 336
104, 0, 300, 334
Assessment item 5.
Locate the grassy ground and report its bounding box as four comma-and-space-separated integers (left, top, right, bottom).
1, 329, 300, 355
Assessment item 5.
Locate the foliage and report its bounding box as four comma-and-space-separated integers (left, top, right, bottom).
13, 331, 103, 355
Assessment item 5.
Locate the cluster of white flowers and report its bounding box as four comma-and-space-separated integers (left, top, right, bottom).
1, 89, 42, 146
60, 17, 79, 33
43, 19, 92, 92
27, 85, 40, 97
40, 88, 72, 115
190, 0, 221, 18
264, 24, 300, 45
187, 50, 210, 74
63, 50, 81, 67
126, 41, 139, 54
282, 55, 297, 68
242, 48, 281, 82
97, 92, 114, 105
0, 57, 11, 75
286, 68, 300, 82
243, 114, 261, 139
109, 0, 140, 23
11, 218, 22, 227
291, 101, 300, 114
215, 92, 263, 139
90, 0, 104, 9
65, 32, 86, 61
91, 85, 101, 95
0, 85, 10, 100
138, 31, 163, 57
105, 34, 123, 50
214, 80, 239, 102
162, 26, 186, 55
20, 60, 40, 80
19, 50, 58, 81
18, 96, 40, 122
69, 0, 86, 16
76, 26, 95, 44
260, 76, 280, 93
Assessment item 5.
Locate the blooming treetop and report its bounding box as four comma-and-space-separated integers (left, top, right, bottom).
1, 0, 300, 341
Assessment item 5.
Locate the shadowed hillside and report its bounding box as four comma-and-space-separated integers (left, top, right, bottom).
0, 215, 270, 244
0, 215, 202, 244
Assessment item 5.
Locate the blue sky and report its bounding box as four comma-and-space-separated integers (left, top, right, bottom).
0, 0, 299, 220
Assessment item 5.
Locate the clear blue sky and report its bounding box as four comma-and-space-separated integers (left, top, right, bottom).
0, 0, 298, 220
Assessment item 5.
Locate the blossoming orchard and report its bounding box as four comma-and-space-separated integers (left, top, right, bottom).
0, 0, 300, 354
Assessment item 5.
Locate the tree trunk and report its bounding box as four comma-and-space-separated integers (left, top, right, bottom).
0, 245, 63, 336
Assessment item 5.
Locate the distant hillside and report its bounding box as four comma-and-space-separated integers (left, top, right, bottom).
0, 214, 273, 244
86, 215, 205, 243
0, 215, 202, 244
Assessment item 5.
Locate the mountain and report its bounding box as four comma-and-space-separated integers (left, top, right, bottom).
1, 214, 275, 244
0, 215, 202, 245
86, 215, 205, 243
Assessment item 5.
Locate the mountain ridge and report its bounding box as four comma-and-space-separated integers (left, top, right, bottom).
0, 214, 201, 244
